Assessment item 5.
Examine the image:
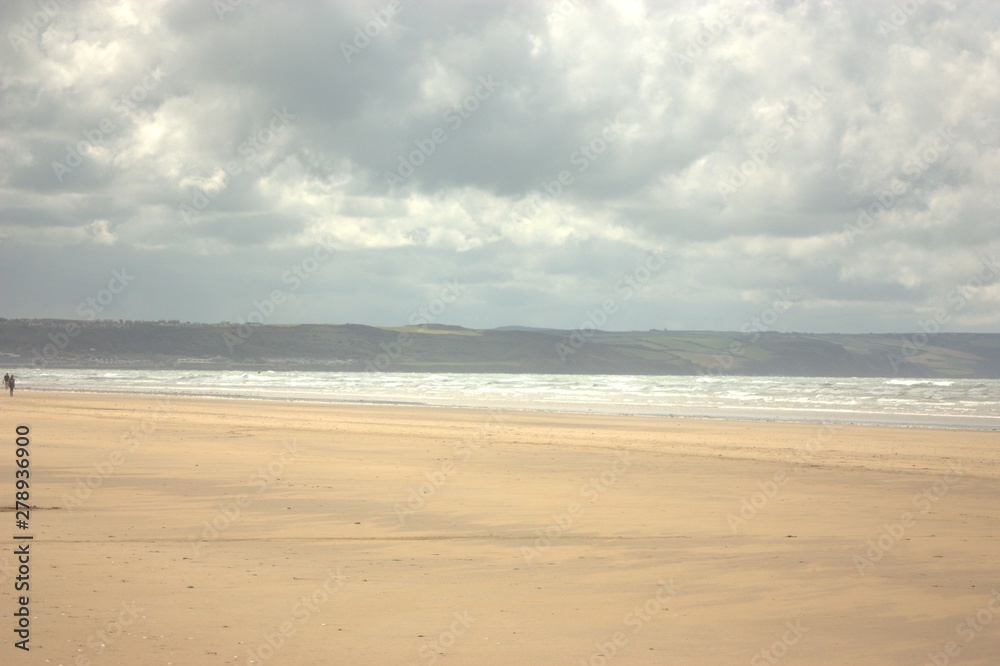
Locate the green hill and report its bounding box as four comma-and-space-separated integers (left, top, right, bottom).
2, 319, 999, 378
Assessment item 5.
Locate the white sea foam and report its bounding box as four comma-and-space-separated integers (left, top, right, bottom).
14, 369, 1000, 429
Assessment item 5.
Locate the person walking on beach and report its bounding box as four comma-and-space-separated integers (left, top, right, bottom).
2, 373, 8, 393
8, 375, 13, 396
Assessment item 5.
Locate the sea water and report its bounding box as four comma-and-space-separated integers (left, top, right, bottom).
16, 369, 1000, 429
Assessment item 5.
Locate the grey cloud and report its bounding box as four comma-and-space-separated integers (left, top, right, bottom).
1, 0, 998, 333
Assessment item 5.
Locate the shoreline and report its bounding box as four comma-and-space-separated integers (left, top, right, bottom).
11, 391, 1000, 479
15, 385, 1000, 432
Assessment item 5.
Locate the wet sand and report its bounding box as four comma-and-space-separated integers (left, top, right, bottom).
2, 391, 999, 665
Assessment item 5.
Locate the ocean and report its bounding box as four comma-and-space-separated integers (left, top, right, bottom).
14, 369, 1000, 429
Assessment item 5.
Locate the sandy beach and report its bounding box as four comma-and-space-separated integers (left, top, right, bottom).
2, 391, 999, 665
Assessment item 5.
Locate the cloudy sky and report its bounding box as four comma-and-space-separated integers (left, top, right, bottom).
1, 0, 999, 333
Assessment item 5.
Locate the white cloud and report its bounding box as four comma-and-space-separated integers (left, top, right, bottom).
86, 219, 118, 246
1, 0, 998, 331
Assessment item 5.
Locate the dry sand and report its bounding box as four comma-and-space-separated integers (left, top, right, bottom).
2, 391, 1000, 665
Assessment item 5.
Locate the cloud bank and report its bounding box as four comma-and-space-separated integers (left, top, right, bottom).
2, 0, 999, 332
